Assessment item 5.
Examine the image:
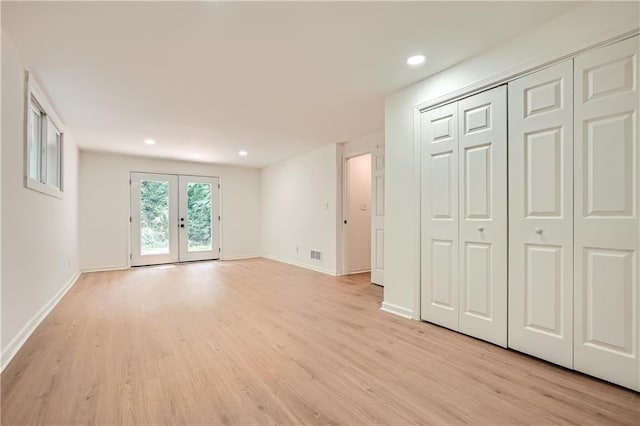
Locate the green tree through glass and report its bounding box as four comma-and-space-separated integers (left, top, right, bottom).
140, 180, 170, 254
187, 183, 212, 251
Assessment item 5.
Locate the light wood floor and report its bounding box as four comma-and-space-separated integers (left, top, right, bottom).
1, 258, 638, 425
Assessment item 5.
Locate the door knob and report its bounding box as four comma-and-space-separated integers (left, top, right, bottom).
477, 226, 484, 232
535, 228, 543, 234
180, 224, 185, 228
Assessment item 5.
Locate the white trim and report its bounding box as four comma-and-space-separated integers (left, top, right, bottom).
221, 255, 260, 261
1, 270, 81, 372
25, 177, 64, 199
80, 265, 129, 273
262, 255, 337, 276
24, 70, 65, 199
412, 106, 422, 320
380, 302, 414, 320
346, 267, 371, 274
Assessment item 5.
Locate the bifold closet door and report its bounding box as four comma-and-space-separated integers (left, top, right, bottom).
507, 61, 574, 367
457, 86, 508, 347
574, 36, 640, 391
420, 102, 459, 330
421, 86, 507, 346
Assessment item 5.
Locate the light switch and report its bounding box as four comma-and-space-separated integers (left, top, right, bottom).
360, 203, 367, 211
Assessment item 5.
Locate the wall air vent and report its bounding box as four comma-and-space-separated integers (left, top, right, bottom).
310, 250, 322, 261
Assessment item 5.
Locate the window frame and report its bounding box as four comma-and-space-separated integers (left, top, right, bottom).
24, 70, 65, 199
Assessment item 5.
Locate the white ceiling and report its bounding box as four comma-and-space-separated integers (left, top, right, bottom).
2, 1, 582, 167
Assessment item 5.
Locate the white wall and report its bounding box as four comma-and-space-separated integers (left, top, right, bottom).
1, 34, 80, 367
259, 131, 383, 276
346, 154, 371, 273
79, 151, 260, 271
261, 143, 339, 274
383, 2, 640, 318
343, 130, 383, 158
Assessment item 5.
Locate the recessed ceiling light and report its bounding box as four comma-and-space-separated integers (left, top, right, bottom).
406, 54, 426, 66
144, 138, 156, 145
238, 150, 248, 157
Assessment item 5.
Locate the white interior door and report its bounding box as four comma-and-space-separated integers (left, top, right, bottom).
508, 61, 574, 367
457, 86, 508, 347
420, 102, 459, 330
178, 175, 221, 262
574, 36, 640, 391
130, 173, 179, 266
371, 144, 385, 285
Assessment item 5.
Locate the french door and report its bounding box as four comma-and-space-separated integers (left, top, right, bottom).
130, 173, 220, 266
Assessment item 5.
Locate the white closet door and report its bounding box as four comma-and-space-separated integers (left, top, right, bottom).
457, 86, 507, 347
420, 102, 459, 330
508, 61, 574, 367
574, 36, 640, 391
371, 144, 385, 286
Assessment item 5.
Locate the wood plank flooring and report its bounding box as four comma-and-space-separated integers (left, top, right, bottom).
1, 258, 638, 425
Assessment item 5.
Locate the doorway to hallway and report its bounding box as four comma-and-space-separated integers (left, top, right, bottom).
344, 154, 372, 275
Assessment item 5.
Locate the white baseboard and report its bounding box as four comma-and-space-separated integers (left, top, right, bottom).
380, 301, 414, 320
80, 265, 129, 273
82, 257, 260, 270
1, 270, 82, 372
262, 255, 337, 276
347, 267, 371, 274
222, 255, 260, 261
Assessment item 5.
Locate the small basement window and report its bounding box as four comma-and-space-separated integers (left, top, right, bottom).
25, 71, 64, 198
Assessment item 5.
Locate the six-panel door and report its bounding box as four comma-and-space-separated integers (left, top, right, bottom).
421, 102, 460, 330
508, 61, 574, 367
371, 144, 385, 286
574, 36, 639, 391
457, 86, 508, 347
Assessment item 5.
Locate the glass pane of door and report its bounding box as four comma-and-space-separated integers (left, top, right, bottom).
140, 180, 171, 255
187, 182, 213, 252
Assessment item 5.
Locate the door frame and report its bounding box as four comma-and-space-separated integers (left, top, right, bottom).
128, 171, 222, 267
341, 152, 373, 276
